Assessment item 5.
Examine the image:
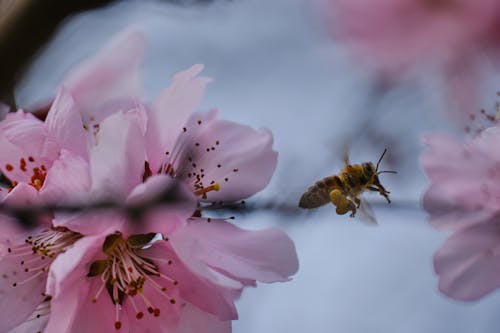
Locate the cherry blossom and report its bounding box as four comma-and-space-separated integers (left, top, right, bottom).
0, 26, 298, 332
422, 126, 500, 300
42, 74, 296, 331
0, 29, 146, 333
317, 0, 500, 122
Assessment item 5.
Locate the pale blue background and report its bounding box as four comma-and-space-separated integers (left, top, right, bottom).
16, 1, 500, 332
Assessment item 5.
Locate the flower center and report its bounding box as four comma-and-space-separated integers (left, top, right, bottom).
88, 233, 178, 330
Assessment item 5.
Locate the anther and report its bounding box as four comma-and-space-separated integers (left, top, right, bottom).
193, 183, 220, 196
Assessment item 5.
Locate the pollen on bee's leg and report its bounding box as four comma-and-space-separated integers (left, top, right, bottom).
329, 189, 345, 207
330, 190, 356, 216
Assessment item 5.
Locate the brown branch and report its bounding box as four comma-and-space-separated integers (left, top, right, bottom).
0, 0, 115, 108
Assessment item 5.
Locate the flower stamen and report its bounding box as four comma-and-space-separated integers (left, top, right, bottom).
88, 233, 179, 330
5, 227, 82, 289
193, 182, 220, 197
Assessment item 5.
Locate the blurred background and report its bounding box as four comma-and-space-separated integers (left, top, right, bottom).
5, 0, 500, 331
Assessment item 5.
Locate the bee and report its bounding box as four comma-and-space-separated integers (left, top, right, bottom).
298, 149, 396, 223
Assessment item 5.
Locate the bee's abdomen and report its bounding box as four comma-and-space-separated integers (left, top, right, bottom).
299, 176, 343, 209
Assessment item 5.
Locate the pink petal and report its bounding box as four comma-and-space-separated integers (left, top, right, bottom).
171, 218, 299, 283
423, 185, 494, 231
324, 0, 500, 76
0, 110, 59, 184
146, 65, 212, 171
41, 149, 90, 203
3, 182, 41, 206
174, 303, 231, 333
149, 240, 238, 320
89, 109, 146, 200
127, 175, 197, 235
434, 217, 500, 301
63, 29, 145, 125
6, 314, 48, 333
472, 126, 500, 161
45, 234, 125, 333
45, 88, 88, 159
421, 133, 494, 209
0, 241, 47, 331
0, 216, 24, 257
124, 280, 180, 332
53, 211, 126, 237
170, 110, 278, 202
66, 283, 131, 333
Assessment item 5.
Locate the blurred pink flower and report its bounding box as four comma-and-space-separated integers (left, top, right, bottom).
318, 0, 500, 122
422, 126, 500, 300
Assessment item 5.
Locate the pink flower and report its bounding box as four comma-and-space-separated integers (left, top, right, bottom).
41, 64, 296, 331
0, 88, 91, 333
0, 30, 147, 332
318, 0, 500, 122
0, 30, 145, 205
44, 215, 297, 332
422, 126, 500, 300
0, 28, 297, 332
0, 106, 89, 205
322, 0, 500, 74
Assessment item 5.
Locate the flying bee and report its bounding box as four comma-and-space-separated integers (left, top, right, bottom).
298, 149, 396, 223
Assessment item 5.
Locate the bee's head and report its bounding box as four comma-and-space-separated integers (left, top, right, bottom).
362, 162, 376, 178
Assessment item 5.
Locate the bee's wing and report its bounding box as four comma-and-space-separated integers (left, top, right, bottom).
341, 142, 350, 167
358, 198, 378, 225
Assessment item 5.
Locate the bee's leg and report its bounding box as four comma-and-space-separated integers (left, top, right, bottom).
371, 178, 391, 203
329, 189, 357, 217
353, 197, 361, 208
367, 186, 390, 203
